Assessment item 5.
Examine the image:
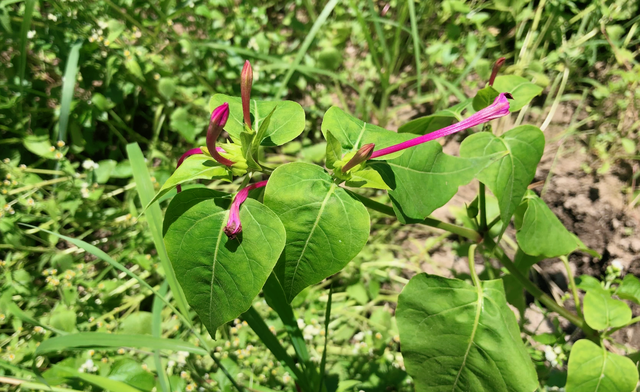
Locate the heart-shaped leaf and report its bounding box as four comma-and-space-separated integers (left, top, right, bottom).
493, 75, 543, 112
566, 339, 638, 392
397, 274, 537, 392
472, 85, 500, 111
209, 94, 304, 146
321, 106, 413, 160
515, 191, 590, 258
263, 162, 370, 302
460, 125, 545, 227
163, 189, 286, 334
618, 274, 640, 305
369, 141, 498, 221
146, 154, 231, 210
398, 100, 470, 135
583, 290, 631, 330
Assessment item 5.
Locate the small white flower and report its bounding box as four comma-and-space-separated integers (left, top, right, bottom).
82, 159, 99, 170
611, 259, 624, 272
27, 30, 36, 39
297, 318, 305, 329
47, 14, 57, 22
544, 346, 558, 365
353, 332, 365, 341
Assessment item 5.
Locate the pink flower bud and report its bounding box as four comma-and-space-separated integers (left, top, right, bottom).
489, 57, 506, 87
370, 93, 512, 159
207, 103, 234, 167
224, 180, 268, 239
241, 60, 253, 131
176, 147, 203, 193
342, 143, 375, 173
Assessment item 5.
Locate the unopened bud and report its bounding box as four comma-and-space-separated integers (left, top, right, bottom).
342, 143, 375, 173
207, 103, 234, 167
241, 60, 253, 130
489, 57, 506, 87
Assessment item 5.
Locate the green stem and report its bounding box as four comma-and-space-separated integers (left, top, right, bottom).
486, 238, 597, 338
468, 244, 480, 288
479, 183, 487, 231
561, 256, 582, 318
348, 191, 482, 242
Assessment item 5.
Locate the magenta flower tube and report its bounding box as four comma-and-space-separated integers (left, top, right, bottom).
369, 93, 511, 159
224, 180, 269, 239
175, 146, 227, 193
207, 103, 234, 167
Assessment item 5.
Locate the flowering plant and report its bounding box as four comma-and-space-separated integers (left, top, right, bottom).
151, 60, 640, 391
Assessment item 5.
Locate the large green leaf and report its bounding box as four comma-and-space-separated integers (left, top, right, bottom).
515, 191, 588, 257
108, 358, 155, 391
146, 154, 231, 209
370, 141, 497, 221
263, 162, 370, 302
460, 125, 545, 226
566, 339, 638, 392
398, 99, 471, 135
492, 75, 543, 112
163, 188, 286, 333
321, 106, 413, 159
209, 94, 305, 146
583, 290, 631, 330
397, 274, 537, 392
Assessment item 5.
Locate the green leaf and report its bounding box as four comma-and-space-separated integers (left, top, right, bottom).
145, 154, 231, 210
23, 135, 57, 159
118, 312, 153, 335
397, 274, 537, 392
617, 274, 640, 305
58, 42, 82, 142
108, 358, 156, 391
515, 191, 587, 257
493, 75, 543, 112
566, 339, 638, 392
125, 58, 145, 81
325, 130, 342, 169
253, 106, 277, 152
163, 188, 286, 333
345, 168, 391, 190
576, 275, 605, 293
51, 366, 140, 392
170, 107, 198, 143
321, 106, 413, 159
460, 125, 545, 226
91, 93, 115, 111
263, 162, 370, 302
472, 85, 500, 111
369, 141, 497, 221
398, 101, 469, 135
158, 78, 177, 99
583, 290, 631, 330
209, 94, 304, 146
50, 307, 77, 333
35, 333, 207, 356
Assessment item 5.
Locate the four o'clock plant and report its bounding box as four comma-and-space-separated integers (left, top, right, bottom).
144, 57, 637, 392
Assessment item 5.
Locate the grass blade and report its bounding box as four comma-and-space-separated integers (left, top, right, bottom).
406, 0, 421, 96
263, 274, 315, 375
0, 376, 83, 392
126, 143, 191, 320
50, 366, 140, 392
242, 306, 310, 391
153, 282, 171, 392
57, 42, 81, 142
367, 0, 390, 65
318, 284, 332, 392
35, 332, 207, 356
274, 0, 339, 99
18, 0, 35, 101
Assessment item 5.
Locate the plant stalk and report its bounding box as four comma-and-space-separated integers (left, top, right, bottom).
479, 183, 487, 231
560, 256, 583, 318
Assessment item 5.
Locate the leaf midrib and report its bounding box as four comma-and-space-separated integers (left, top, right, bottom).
287, 182, 337, 300
451, 283, 483, 391
209, 211, 229, 329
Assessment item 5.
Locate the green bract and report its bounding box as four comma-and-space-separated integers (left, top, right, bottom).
397, 274, 538, 392
263, 162, 370, 302
163, 189, 286, 333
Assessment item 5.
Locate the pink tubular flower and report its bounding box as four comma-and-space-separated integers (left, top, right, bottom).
207, 103, 235, 167
369, 93, 512, 159
241, 60, 253, 130
175, 146, 227, 193
224, 180, 268, 239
